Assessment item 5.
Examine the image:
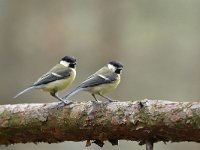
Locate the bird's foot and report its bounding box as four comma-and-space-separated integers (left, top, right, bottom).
91, 100, 102, 105
57, 100, 73, 107
108, 99, 119, 103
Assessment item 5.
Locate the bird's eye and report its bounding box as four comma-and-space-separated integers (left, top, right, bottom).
69, 63, 76, 68
115, 68, 122, 74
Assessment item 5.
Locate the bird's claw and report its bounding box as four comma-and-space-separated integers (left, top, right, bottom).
91, 100, 101, 104
108, 99, 118, 103
58, 100, 73, 106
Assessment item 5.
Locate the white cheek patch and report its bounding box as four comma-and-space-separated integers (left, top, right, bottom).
108, 64, 116, 71
60, 60, 70, 67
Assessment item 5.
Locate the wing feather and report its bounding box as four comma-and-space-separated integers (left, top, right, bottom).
79, 72, 117, 89
33, 68, 71, 86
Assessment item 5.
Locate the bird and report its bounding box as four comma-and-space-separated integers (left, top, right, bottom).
63, 60, 123, 103
13, 56, 76, 104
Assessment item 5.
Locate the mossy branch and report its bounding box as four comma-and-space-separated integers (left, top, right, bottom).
0, 99, 200, 146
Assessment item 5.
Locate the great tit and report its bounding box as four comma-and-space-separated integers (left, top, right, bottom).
63, 60, 123, 102
14, 56, 76, 104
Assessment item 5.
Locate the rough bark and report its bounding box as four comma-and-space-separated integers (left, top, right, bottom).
0, 99, 199, 146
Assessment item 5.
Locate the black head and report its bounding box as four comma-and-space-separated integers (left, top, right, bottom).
60, 56, 76, 68
61, 56, 76, 63
108, 60, 123, 74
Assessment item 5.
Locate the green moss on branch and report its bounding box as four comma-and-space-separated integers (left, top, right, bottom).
0, 100, 199, 145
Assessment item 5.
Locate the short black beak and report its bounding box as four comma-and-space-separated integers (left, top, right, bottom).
115, 68, 122, 74
69, 62, 76, 68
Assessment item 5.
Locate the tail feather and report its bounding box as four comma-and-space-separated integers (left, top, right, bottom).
13, 86, 35, 99
63, 88, 83, 100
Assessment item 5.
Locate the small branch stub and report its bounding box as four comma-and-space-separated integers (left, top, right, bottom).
0, 99, 199, 146
146, 139, 154, 150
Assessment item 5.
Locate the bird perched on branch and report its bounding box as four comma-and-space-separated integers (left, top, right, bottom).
63, 60, 123, 102
14, 56, 76, 104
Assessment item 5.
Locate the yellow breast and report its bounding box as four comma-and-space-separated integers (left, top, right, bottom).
42, 69, 76, 92
88, 74, 120, 94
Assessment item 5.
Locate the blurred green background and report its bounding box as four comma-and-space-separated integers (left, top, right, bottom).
0, 0, 200, 149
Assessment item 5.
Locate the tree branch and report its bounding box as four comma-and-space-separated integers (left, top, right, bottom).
0, 99, 200, 146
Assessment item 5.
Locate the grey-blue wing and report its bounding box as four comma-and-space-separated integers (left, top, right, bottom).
63, 72, 117, 100
79, 72, 117, 89
33, 69, 71, 86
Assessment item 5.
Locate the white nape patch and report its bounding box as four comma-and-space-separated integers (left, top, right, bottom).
60, 60, 69, 67
52, 72, 62, 77
108, 64, 116, 71
98, 74, 110, 80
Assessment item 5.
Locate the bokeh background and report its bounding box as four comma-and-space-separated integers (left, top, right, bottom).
0, 0, 200, 150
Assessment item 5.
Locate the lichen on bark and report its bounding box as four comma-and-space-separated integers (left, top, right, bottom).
0, 99, 199, 145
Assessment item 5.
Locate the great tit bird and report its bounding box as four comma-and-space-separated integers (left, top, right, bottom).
63, 60, 123, 102
14, 56, 76, 104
